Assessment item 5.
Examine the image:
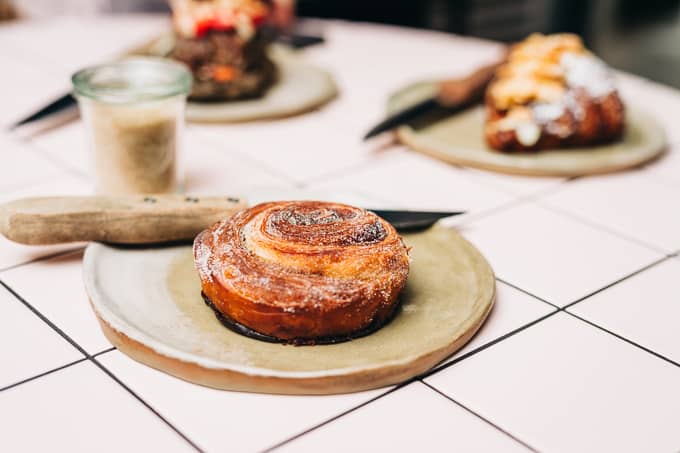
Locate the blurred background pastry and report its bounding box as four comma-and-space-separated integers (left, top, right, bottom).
484, 33, 624, 151
168, 0, 277, 102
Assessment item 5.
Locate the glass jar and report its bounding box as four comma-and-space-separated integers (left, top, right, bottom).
72, 57, 192, 195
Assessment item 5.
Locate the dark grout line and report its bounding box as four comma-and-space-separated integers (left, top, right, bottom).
421, 381, 542, 453
261, 384, 409, 452
261, 281, 567, 451
562, 255, 671, 311
264, 304, 564, 451
0, 280, 202, 452
0, 280, 90, 357
563, 311, 680, 369
90, 356, 205, 453
0, 247, 86, 274
0, 358, 88, 393
422, 310, 559, 378
495, 277, 560, 309
493, 252, 671, 315
92, 347, 117, 358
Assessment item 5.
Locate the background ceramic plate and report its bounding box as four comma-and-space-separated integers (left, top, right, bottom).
388, 81, 667, 177
186, 58, 337, 123
83, 226, 495, 395
133, 33, 338, 123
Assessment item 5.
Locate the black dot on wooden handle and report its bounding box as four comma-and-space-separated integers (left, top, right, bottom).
227, 197, 240, 203
143, 197, 157, 203
185, 197, 200, 203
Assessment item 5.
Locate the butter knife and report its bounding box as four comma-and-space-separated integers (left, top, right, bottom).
0, 195, 463, 245
363, 60, 502, 140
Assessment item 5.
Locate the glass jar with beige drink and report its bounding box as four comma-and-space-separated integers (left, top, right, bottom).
72, 58, 192, 195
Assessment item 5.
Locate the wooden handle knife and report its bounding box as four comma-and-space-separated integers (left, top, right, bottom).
0, 195, 247, 245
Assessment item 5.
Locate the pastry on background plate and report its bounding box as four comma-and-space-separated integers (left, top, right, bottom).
169, 0, 276, 102
193, 201, 411, 345
485, 33, 624, 152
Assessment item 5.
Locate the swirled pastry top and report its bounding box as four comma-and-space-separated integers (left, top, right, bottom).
193, 201, 410, 341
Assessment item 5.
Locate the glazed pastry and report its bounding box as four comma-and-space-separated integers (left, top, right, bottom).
193, 201, 410, 344
485, 33, 624, 151
169, 0, 276, 101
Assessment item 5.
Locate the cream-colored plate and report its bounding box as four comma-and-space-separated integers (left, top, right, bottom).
83, 226, 495, 395
133, 33, 338, 123
389, 81, 667, 177
186, 58, 337, 123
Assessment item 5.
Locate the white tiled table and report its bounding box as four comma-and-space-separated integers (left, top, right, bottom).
1, 15, 679, 453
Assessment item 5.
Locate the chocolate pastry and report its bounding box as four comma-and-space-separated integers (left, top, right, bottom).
193, 201, 411, 344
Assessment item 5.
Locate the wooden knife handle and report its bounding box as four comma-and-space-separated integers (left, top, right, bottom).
437, 59, 505, 107
0, 195, 248, 245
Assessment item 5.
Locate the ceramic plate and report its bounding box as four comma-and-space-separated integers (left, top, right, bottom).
388, 81, 667, 177
83, 226, 495, 395
132, 33, 337, 123
186, 58, 337, 123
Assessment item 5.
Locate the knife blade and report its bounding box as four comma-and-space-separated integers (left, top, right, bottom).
0, 195, 463, 245
8, 93, 77, 132
370, 209, 463, 231
6, 33, 325, 132
363, 60, 502, 140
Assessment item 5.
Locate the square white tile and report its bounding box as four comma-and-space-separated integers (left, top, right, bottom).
0, 55, 69, 128
1, 16, 169, 77
0, 284, 82, 389
0, 250, 111, 354
29, 122, 89, 175
0, 134, 64, 191
183, 130, 293, 195
458, 203, 662, 306
541, 172, 680, 253
28, 121, 294, 194
309, 21, 503, 101
278, 382, 532, 453
426, 313, 680, 453
569, 257, 680, 364
465, 167, 566, 198
98, 350, 389, 453
311, 149, 515, 218
0, 174, 90, 270
0, 361, 191, 452
442, 281, 555, 365
640, 145, 680, 189
194, 110, 375, 184
620, 79, 680, 145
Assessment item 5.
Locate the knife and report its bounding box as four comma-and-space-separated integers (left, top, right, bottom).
0, 196, 463, 245
6, 32, 325, 132
363, 60, 502, 140
369, 209, 462, 231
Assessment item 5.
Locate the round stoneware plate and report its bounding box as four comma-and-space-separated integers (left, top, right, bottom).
186, 58, 337, 123
388, 81, 667, 177
83, 226, 495, 395
133, 33, 338, 123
